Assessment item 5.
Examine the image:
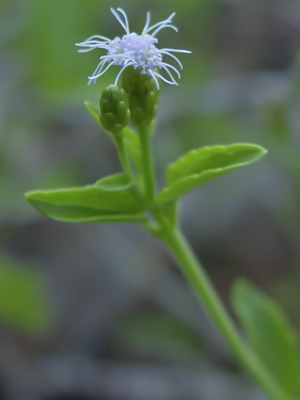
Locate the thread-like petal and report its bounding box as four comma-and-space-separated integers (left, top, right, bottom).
76, 9, 190, 87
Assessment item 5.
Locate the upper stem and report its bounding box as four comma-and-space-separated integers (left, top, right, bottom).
138, 123, 156, 203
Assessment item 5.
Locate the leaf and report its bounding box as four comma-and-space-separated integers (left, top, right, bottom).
122, 126, 142, 171
85, 100, 116, 142
85, 100, 101, 125
114, 311, 201, 363
0, 255, 52, 334
95, 173, 132, 190
231, 278, 300, 394
25, 184, 146, 223
85, 101, 141, 170
156, 144, 267, 205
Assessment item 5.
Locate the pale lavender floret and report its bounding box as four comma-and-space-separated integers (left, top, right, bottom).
75, 7, 191, 90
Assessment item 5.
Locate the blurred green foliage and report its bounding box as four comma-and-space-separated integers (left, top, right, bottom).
231, 278, 300, 395
0, 254, 52, 334
113, 311, 202, 364
1, 0, 300, 397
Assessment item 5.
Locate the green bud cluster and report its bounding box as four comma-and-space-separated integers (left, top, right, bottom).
121, 67, 159, 127
99, 85, 130, 134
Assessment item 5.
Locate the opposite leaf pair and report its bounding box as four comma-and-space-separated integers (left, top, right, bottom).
25, 119, 266, 224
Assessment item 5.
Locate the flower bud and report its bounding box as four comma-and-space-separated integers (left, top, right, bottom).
99, 85, 130, 134
120, 67, 159, 127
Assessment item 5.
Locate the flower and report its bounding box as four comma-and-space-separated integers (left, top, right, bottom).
75, 7, 191, 90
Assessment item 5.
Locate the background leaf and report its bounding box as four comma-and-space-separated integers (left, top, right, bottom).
231, 278, 300, 394
0, 255, 52, 334
25, 184, 146, 223
113, 311, 202, 364
157, 144, 267, 204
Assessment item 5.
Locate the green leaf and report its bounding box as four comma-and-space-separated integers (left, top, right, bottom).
114, 311, 201, 363
85, 100, 115, 142
25, 184, 146, 223
95, 173, 132, 190
0, 255, 52, 334
85, 101, 141, 170
122, 126, 142, 171
231, 278, 300, 394
157, 144, 267, 205
85, 100, 101, 126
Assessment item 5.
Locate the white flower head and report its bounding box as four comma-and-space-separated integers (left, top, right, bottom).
75, 7, 191, 90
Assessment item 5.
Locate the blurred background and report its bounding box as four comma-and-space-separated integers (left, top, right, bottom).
1, 0, 300, 399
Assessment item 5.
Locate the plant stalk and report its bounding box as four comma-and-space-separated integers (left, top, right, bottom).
139, 121, 292, 400
138, 123, 156, 203
161, 224, 292, 400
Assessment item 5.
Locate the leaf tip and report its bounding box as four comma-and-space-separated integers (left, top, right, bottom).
24, 191, 34, 201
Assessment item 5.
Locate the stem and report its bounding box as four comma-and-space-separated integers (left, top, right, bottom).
136, 116, 291, 400
158, 220, 291, 400
114, 133, 134, 181
138, 123, 156, 203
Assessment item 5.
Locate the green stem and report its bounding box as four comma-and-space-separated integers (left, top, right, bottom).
156, 214, 291, 400
114, 133, 134, 181
136, 114, 291, 400
138, 123, 156, 203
